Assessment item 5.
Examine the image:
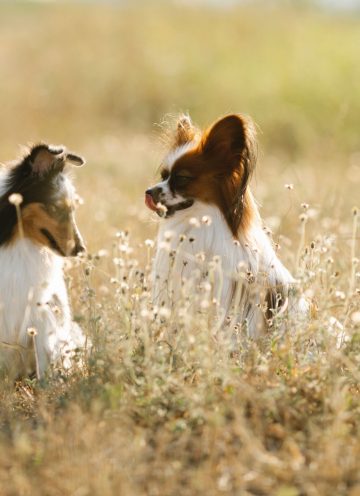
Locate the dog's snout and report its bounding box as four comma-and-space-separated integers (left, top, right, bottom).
72, 242, 86, 257
146, 186, 162, 199
71, 227, 86, 256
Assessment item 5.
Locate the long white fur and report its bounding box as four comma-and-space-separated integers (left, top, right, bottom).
152, 148, 295, 339
0, 172, 86, 377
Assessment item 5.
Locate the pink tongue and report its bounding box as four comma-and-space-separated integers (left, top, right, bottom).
145, 193, 157, 212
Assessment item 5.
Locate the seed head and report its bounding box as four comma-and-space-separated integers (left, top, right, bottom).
9, 193, 23, 206
27, 327, 38, 337
145, 239, 154, 248
189, 217, 200, 228
201, 215, 212, 226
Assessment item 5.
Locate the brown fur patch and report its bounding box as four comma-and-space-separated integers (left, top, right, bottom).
12, 203, 74, 255
168, 114, 258, 237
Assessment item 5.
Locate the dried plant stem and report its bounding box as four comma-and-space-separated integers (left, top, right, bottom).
349, 208, 358, 295
15, 204, 24, 238
28, 331, 41, 380
296, 217, 307, 274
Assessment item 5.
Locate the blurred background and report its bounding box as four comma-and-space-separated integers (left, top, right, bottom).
0, 0, 359, 255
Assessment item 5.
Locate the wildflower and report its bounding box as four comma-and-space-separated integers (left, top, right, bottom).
201, 215, 212, 226
164, 230, 174, 241
120, 282, 129, 291
145, 239, 154, 248
159, 241, 170, 251
113, 257, 124, 267
299, 213, 308, 223
189, 217, 200, 228
27, 327, 37, 337
284, 183, 294, 190
351, 311, 360, 324
335, 290, 345, 300
200, 281, 212, 292
8, 193, 23, 206
200, 299, 210, 309
195, 252, 205, 263
301, 202, 309, 210
159, 307, 171, 319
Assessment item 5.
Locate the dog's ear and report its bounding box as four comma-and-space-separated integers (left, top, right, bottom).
174, 114, 196, 147
66, 152, 85, 167
28, 144, 65, 175
202, 114, 257, 181
28, 144, 85, 175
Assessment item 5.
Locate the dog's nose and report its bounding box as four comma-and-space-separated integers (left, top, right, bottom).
145, 186, 162, 198
72, 242, 86, 256
71, 228, 86, 256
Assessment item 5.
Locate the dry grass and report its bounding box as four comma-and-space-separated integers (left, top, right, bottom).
0, 2, 359, 495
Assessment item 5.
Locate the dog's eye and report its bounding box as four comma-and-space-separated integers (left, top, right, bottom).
160, 169, 170, 181
47, 203, 71, 221
173, 174, 193, 188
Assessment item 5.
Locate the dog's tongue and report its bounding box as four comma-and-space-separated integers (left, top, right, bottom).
145, 193, 157, 212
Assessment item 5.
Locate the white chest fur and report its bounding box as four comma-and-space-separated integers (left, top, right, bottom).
0, 239, 84, 376
152, 202, 294, 338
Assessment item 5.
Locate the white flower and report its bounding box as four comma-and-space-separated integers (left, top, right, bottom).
8, 193, 23, 206
164, 230, 174, 241
351, 311, 360, 324
27, 327, 37, 337
201, 215, 212, 226
145, 239, 154, 248
159, 307, 171, 319
189, 217, 200, 228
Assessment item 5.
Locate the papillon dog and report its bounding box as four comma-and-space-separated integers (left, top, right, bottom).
145, 114, 296, 339
0, 144, 87, 378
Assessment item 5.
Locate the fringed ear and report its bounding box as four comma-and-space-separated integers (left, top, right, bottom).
28, 144, 85, 175
200, 115, 257, 237
202, 114, 257, 184
66, 152, 85, 167
29, 144, 65, 175
173, 114, 196, 147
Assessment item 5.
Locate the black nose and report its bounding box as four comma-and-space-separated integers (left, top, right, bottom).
146, 187, 162, 200
71, 242, 86, 256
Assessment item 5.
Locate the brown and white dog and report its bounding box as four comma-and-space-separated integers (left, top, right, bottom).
0, 144, 87, 378
145, 114, 297, 338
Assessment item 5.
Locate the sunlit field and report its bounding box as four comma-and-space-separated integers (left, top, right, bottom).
0, 2, 359, 495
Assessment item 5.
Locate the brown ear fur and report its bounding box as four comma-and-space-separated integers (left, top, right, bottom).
201, 114, 257, 237
30, 145, 65, 175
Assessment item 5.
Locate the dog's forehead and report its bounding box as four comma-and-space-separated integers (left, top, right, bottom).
164, 141, 196, 170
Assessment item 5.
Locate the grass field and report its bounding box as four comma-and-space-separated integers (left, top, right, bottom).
0, 2, 359, 495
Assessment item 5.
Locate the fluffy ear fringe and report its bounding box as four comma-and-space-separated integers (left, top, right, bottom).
202, 114, 257, 177
201, 114, 258, 237
27, 144, 85, 175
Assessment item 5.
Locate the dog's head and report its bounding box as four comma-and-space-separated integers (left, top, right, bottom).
0, 144, 86, 256
145, 114, 257, 236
